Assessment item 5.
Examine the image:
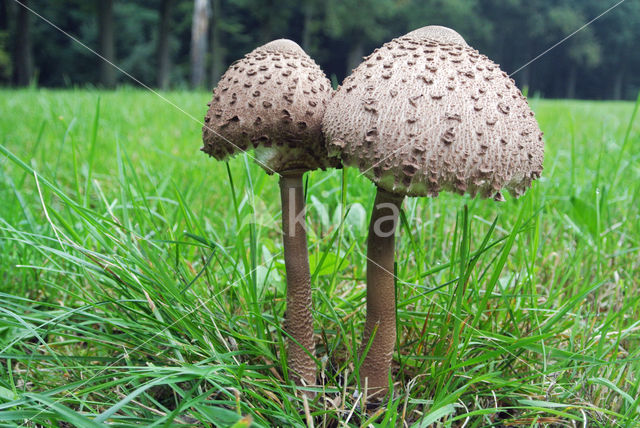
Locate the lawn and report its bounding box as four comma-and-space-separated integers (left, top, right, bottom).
1, 89, 639, 426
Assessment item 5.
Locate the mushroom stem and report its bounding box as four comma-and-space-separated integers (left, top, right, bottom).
279, 171, 316, 389
360, 187, 404, 400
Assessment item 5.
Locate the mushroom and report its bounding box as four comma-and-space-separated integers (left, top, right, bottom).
202, 39, 338, 388
322, 26, 544, 399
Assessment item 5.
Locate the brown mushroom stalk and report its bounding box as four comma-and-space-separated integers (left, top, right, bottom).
279, 171, 315, 387
360, 187, 404, 399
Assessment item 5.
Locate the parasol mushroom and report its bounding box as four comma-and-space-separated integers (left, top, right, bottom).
322, 26, 544, 400
202, 39, 338, 388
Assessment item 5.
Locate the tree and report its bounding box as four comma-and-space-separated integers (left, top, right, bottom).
590, 0, 640, 99
300, 1, 314, 51
13, 0, 32, 86
477, 0, 550, 91
190, 0, 209, 88
229, 0, 296, 45
0, 0, 12, 84
0, 1, 6, 32
546, 3, 601, 99
209, 0, 224, 84
98, 0, 116, 88
402, 0, 492, 45
323, 0, 400, 76
157, 0, 173, 89
2, 0, 639, 98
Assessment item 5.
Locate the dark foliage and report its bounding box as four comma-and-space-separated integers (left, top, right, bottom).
2, 0, 639, 99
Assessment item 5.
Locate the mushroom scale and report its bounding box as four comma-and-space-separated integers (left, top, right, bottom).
323, 32, 544, 199
202, 39, 339, 174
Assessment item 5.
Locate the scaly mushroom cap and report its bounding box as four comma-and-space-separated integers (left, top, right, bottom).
405, 25, 469, 47
202, 39, 338, 173
323, 27, 544, 199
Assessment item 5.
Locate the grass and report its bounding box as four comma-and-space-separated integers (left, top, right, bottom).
0, 88, 639, 427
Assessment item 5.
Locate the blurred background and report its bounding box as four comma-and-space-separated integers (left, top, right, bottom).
1, 0, 638, 99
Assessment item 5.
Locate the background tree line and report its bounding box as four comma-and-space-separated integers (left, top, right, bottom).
1, 0, 638, 99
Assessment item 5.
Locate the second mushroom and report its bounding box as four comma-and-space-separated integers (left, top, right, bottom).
323, 26, 544, 400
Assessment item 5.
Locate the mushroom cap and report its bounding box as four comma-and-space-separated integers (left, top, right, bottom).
323, 27, 543, 199
202, 39, 339, 174
405, 25, 469, 47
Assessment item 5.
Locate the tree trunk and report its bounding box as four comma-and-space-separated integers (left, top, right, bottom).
190, 0, 209, 89
345, 40, 364, 76
98, 0, 116, 88
517, 66, 530, 95
156, 0, 172, 89
566, 65, 577, 99
516, 45, 531, 94
0, 0, 11, 83
210, 0, 224, 85
612, 68, 625, 100
257, 1, 274, 44
301, 2, 313, 52
1, 0, 8, 31
14, 0, 32, 86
